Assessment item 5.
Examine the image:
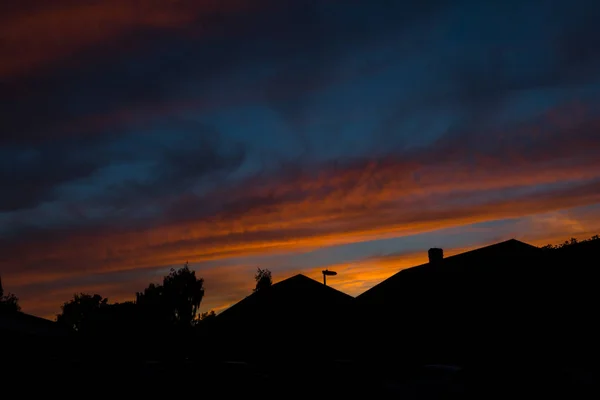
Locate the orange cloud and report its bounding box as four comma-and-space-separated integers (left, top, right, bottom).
7, 173, 599, 286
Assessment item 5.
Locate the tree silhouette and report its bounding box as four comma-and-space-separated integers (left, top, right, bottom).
56, 293, 108, 332
137, 262, 205, 327
194, 310, 216, 327
541, 234, 599, 250
0, 276, 21, 313
97, 301, 140, 334
254, 268, 272, 292
199, 310, 216, 321
136, 282, 169, 328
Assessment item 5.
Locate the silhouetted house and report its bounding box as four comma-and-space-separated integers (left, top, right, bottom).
0, 311, 70, 361
0, 311, 67, 338
213, 274, 355, 363
355, 239, 545, 365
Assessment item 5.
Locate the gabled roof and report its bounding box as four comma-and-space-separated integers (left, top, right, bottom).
0, 311, 69, 337
218, 273, 354, 323
356, 239, 541, 305
212, 274, 355, 362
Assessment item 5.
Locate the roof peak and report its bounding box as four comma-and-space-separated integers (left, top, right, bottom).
356, 238, 539, 300
274, 273, 326, 287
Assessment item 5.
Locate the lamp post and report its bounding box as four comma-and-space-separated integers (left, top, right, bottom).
322, 269, 337, 286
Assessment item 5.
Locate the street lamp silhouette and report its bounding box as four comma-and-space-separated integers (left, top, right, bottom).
322, 269, 337, 286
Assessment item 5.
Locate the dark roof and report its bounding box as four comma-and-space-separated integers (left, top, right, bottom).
0, 311, 69, 338
218, 274, 354, 323
356, 239, 542, 306
214, 274, 355, 361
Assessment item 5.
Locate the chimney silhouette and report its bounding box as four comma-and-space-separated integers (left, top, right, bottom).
428, 248, 443, 264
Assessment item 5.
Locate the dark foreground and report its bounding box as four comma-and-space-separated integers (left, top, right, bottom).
4, 357, 599, 399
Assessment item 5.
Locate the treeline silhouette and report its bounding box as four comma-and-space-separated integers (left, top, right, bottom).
1, 264, 276, 395
51, 266, 272, 340
0, 276, 20, 313
541, 234, 600, 250
51, 262, 233, 362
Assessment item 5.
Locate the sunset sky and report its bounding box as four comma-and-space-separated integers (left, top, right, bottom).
2, 0, 600, 319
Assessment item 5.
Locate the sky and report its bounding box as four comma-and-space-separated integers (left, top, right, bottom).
1, 0, 600, 319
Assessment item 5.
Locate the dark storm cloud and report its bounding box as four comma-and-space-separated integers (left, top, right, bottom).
2, 0, 599, 148
317, 0, 600, 138
447, 3, 600, 116
0, 1, 454, 145
0, 119, 246, 237
92, 118, 247, 219
0, 136, 109, 211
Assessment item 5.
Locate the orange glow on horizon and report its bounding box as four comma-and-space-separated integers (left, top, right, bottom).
17, 223, 600, 321
6, 179, 599, 289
